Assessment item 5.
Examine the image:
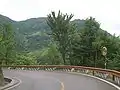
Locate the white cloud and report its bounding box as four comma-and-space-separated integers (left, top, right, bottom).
0, 0, 120, 35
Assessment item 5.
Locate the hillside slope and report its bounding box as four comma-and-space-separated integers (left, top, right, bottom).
0, 14, 85, 51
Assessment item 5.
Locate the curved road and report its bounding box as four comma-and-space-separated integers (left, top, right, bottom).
3, 69, 118, 90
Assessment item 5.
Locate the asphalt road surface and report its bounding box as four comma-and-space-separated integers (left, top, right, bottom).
3, 69, 118, 90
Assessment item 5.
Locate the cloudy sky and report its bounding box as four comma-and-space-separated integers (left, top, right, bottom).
0, 0, 120, 36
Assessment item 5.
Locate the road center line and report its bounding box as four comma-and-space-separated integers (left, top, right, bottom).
60, 82, 64, 90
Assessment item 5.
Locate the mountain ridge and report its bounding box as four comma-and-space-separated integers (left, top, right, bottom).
0, 14, 85, 51
0, 14, 109, 52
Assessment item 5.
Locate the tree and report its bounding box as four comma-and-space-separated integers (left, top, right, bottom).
37, 44, 62, 65
84, 17, 100, 66
47, 11, 75, 64
14, 53, 37, 65
3, 24, 15, 65
0, 23, 5, 86
0, 24, 15, 86
71, 17, 101, 66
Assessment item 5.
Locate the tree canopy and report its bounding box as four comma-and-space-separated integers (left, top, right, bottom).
47, 11, 75, 64
0, 24, 15, 85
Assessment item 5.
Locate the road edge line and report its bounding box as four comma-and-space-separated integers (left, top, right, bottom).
68, 72, 120, 90
4, 77, 22, 90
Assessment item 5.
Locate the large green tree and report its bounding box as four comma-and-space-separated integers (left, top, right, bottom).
71, 17, 101, 66
47, 11, 75, 64
0, 24, 5, 86
0, 24, 15, 86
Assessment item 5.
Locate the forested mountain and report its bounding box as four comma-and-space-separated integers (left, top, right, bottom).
0, 14, 85, 51
13, 17, 50, 51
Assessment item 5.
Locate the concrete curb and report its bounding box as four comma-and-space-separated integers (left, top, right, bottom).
0, 77, 21, 90
67, 72, 120, 90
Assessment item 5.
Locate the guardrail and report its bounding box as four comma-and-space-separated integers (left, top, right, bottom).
1, 65, 120, 86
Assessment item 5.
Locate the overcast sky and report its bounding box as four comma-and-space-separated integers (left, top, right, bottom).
0, 0, 120, 36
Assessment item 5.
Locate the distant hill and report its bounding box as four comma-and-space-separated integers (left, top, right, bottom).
0, 14, 15, 24
0, 14, 85, 51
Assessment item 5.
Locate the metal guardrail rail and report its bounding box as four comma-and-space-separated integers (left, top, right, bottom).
1, 65, 120, 86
